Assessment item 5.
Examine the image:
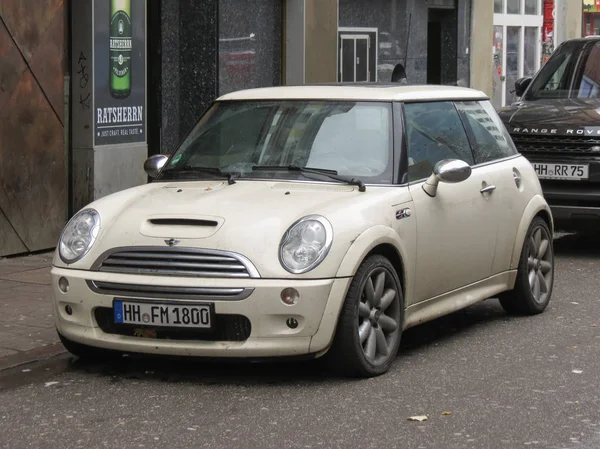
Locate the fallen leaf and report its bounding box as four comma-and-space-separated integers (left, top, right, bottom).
441, 411, 452, 416
407, 415, 428, 422
592, 324, 597, 327
572, 369, 583, 374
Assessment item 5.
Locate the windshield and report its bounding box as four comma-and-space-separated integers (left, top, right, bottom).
525, 40, 600, 100
157, 100, 394, 184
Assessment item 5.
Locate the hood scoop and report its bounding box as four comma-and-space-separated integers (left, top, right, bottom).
140, 215, 224, 239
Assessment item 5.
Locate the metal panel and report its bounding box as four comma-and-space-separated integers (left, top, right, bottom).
0, 2, 67, 256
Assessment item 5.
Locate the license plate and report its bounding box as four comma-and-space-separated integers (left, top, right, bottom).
533, 163, 589, 180
113, 300, 213, 329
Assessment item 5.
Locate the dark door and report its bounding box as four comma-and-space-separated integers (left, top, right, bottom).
338, 30, 376, 83
355, 37, 368, 82
427, 8, 458, 85
341, 38, 355, 82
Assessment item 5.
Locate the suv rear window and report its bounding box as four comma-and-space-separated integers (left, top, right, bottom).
525, 40, 600, 100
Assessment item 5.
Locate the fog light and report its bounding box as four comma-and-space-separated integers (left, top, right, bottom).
65, 305, 73, 315
286, 318, 299, 329
280, 288, 299, 305
58, 277, 69, 293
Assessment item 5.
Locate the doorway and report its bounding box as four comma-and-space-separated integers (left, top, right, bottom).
427, 8, 457, 85
338, 28, 377, 83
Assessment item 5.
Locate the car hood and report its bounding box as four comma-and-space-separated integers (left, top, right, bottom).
55, 180, 406, 279
498, 98, 600, 136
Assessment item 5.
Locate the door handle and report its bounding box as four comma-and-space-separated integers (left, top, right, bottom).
480, 185, 497, 194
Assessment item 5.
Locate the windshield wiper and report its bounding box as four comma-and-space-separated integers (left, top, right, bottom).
252, 165, 366, 192
160, 166, 237, 185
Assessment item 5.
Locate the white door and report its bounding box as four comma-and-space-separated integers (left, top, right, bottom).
403, 101, 498, 304
493, 0, 543, 107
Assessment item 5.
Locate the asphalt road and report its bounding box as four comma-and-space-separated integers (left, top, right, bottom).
1, 233, 599, 449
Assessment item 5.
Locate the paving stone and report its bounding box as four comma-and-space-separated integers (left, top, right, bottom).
0, 267, 52, 285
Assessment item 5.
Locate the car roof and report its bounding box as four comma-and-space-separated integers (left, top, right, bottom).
217, 84, 489, 103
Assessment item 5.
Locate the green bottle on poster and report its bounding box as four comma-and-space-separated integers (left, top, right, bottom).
109, 0, 131, 98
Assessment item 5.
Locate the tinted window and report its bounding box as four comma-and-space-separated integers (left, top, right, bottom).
404, 102, 474, 182
456, 101, 518, 164
525, 41, 600, 100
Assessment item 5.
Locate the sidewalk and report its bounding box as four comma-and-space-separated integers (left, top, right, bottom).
0, 250, 65, 371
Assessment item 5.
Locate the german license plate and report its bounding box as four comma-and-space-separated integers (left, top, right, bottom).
113, 300, 213, 329
533, 163, 589, 180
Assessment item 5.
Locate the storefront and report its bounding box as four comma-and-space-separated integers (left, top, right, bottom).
337, 0, 471, 86
583, 0, 600, 36
492, 0, 544, 107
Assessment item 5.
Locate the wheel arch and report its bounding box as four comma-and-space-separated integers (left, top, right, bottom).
510, 195, 554, 270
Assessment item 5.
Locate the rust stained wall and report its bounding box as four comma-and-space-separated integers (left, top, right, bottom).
0, 0, 67, 256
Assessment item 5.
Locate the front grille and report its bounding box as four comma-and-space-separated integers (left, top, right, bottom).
87, 280, 253, 301
94, 307, 252, 342
92, 247, 260, 278
512, 134, 600, 155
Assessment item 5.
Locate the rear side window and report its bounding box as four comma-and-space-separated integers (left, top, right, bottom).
403, 101, 474, 182
456, 101, 518, 164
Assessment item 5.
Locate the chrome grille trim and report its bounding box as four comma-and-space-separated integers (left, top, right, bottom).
87, 280, 254, 301
91, 247, 261, 279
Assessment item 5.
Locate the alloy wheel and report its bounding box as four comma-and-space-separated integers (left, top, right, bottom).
357, 267, 401, 366
527, 225, 553, 305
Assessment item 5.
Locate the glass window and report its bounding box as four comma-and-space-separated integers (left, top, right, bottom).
160, 101, 394, 184
456, 101, 518, 164
218, 0, 282, 96
404, 102, 474, 182
506, 26, 522, 105
494, 0, 504, 13
525, 0, 538, 15
525, 41, 600, 100
507, 0, 521, 14
524, 27, 538, 77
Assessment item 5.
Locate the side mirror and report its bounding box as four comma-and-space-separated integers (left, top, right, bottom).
422, 159, 472, 197
144, 154, 168, 179
515, 77, 532, 97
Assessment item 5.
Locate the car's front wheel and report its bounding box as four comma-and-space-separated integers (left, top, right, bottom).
327, 255, 403, 378
499, 216, 554, 315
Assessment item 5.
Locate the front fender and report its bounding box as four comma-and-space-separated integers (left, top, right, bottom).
309, 225, 414, 354
510, 194, 553, 270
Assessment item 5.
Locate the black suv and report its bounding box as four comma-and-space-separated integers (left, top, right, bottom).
498, 36, 600, 232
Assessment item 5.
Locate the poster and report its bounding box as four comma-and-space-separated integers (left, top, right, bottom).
94, 0, 146, 146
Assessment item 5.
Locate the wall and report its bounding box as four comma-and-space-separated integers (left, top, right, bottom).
470, 0, 494, 97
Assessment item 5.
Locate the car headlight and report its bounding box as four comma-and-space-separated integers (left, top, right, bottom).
59, 209, 100, 263
279, 215, 333, 274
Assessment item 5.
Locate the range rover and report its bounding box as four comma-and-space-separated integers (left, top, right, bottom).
498, 36, 600, 232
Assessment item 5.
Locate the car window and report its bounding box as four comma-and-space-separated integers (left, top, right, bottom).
403, 101, 474, 182
456, 101, 518, 164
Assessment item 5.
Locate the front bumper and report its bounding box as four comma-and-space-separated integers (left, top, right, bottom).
52, 266, 352, 358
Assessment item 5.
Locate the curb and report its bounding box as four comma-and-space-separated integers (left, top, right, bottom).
0, 343, 67, 372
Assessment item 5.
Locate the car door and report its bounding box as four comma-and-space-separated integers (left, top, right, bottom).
456, 100, 534, 275
404, 101, 500, 304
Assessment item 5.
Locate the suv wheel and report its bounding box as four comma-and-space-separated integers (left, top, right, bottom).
499, 217, 554, 315
327, 255, 403, 377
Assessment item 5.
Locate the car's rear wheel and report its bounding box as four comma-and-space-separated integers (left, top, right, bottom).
327, 255, 403, 377
499, 217, 554, 315
58, 332, 121, 360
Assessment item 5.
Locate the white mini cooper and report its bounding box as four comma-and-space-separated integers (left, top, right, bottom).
52, 85, 554, 377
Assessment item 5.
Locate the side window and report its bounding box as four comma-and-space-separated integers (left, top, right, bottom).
456, 101, 518, 164
404, 101, 474, 182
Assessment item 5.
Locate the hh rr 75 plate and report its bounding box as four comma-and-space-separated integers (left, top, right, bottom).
533, 163, 589, 181
113, 299, 213, 329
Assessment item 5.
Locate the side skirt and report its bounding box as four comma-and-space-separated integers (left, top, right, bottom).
403, 270, 518, 330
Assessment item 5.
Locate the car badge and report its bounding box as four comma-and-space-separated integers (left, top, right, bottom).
165, 238, 180, 247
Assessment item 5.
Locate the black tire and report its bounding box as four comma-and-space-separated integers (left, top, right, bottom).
499, 217, 554, 315
58, 332, 121, 360
326, 255, 404, 378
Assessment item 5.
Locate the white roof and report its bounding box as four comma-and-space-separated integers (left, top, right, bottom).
217, 84, 489, 102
